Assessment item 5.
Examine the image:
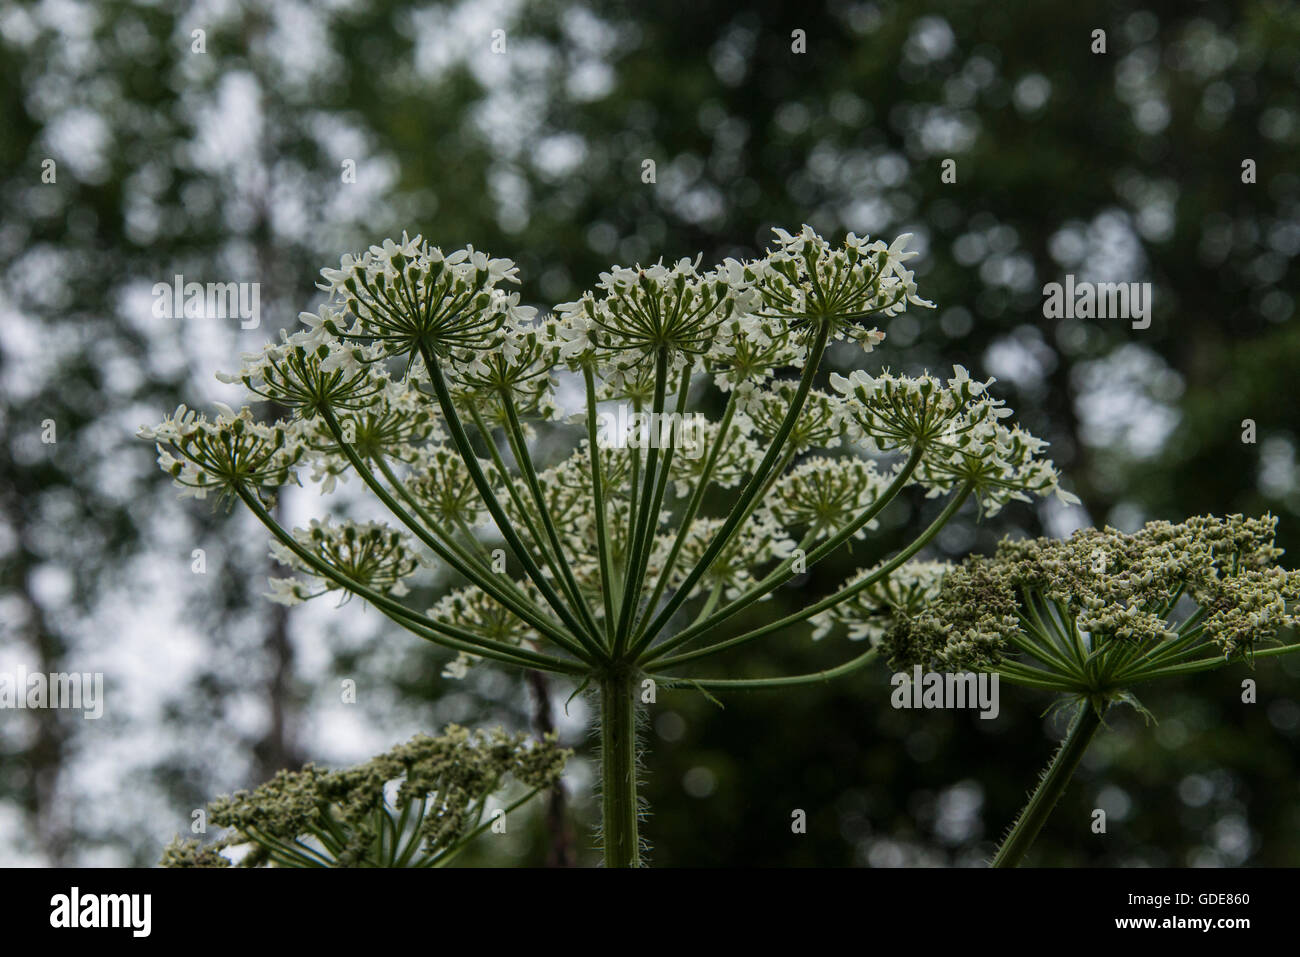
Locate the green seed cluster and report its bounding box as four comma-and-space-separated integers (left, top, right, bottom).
160, 725, 569, 868
874, 515, 1300, 672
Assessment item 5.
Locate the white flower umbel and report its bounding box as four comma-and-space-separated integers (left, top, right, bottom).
268, 518, 424, 604
143, 226, 1077, 868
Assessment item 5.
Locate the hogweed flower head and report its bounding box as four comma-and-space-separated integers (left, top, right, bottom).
768, 457, 894, 541
143, 225, 1076, 868
811, 559, 951, 642
161, 725, 568, 868
139, 403, 302, 501
741, 383, 843, 452
216, 328, 390, 416
322, 234, 533, 365
745, 226, 930, 335
830, 365, 1077, 515
853, 516, 1300, 869
852, 514, 1300, 714
267, 518, 424, 605
556, 256, 739, 362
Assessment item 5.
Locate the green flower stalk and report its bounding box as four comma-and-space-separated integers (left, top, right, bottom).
141, 226, 1075, 867
161, 725, 569, 868
857, 516, 1300, 866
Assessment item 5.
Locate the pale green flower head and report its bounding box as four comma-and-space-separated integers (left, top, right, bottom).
555, 255, 739, 361
138, 403, 302, 500
161, 726, 569, 868
744, 225, 932, 334
831, 365, 1079, 515
740, 383, 845, 452
768, 456, 895, 541
268, 518, 424, 605
217, 327, 390, 417
866, 515, 1300, 714
812, 559, 953, 642
324, 234, 532, 364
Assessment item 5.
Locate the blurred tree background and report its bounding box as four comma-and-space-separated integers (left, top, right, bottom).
1, 0, 1297, 865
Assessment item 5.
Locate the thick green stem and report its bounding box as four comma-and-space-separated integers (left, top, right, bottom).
600, 673, 640, 867
991, 698, 1104, 868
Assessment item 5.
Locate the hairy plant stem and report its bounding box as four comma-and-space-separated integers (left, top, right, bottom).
991, 698, 1104, 868
599, 672, 640, 868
